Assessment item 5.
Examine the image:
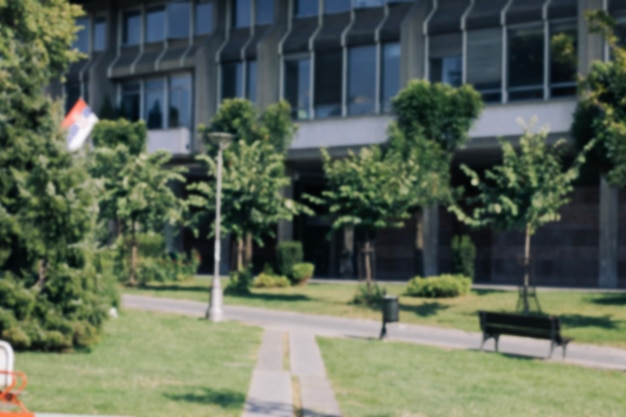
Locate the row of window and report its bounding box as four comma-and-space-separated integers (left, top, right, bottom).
293, 0, 411, 18
433, 21, 578, 103
73, 16, 107, 53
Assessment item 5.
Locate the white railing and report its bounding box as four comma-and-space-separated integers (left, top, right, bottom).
147, 127, 192, 155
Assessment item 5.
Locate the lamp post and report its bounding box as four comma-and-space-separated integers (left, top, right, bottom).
206, 132, 234, 322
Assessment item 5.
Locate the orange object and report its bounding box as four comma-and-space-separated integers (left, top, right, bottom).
0, 370, 34, 417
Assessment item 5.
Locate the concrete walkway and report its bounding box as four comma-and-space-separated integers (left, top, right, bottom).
124, 294, 626, 371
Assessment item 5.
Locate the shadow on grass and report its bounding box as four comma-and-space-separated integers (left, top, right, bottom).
590, 293, 626, 306
468, 348, 542, 361
227, 292, 312, 303
472, 289, 511, 297
139, 284, 209, 293
400, 302, 449, 318
165, 388, 245, 409
560, 314, 620, 330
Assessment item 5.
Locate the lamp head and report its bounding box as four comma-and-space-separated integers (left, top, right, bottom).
207, 132, 235, 149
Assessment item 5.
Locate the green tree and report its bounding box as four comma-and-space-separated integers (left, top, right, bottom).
0, 0, 112, 350
453, 124, 592, 313
90, 120, 186, 285
188, 99, 305, 271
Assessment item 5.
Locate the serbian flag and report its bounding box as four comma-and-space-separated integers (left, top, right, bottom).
62, 98, 99, 152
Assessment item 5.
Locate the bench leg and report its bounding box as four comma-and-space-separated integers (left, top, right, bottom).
548, 340, 555, 359
562, 343, 568, 359
480, 333, 488, 351
494, 335, 500, 353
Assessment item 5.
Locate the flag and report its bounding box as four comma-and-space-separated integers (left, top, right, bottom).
62, 98, 99, 152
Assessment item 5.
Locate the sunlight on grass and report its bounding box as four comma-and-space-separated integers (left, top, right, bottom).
17, 310, 261, 417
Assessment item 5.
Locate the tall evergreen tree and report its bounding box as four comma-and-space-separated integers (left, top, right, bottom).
0, 0, 113, 350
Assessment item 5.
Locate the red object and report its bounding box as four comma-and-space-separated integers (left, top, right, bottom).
0, 370, 34, 417
61, 98, 88, 129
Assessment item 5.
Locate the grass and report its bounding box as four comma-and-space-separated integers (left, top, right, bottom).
16, 310, 260, 417
318, 337, 626, 417
124, 278, 626, 348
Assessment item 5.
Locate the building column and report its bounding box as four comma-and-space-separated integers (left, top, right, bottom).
599, 176, 618, 288
422, 205, 439, 277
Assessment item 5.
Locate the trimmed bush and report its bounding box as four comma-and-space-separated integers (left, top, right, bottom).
224, 268, 253, 295
137, 233, 165, 258
291, 263, 315, 285
405, 274, 471, 298
253, 273, 291, 289
276, 241, 303, 276
351, 283, 387, 308
451, 235, 476, 280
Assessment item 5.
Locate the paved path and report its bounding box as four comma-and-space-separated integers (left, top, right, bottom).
123, 294, 626, 372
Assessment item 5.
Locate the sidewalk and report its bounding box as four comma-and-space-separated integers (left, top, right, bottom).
123, 294, 626, 371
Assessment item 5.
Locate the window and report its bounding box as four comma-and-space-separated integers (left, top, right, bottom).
247, 61, 257, 103
145, 79, 165, 129
284, 57, 311, 119
431, 56, 462, 86
169, 75, 192, 128
467, 28, 502, 103
195, 0, 213, 35
73, 17, 90, 53
382, 42, 400, 112
550, 21, 577, 97
222, 62, 244, 100
256, 0, 274, 24
233, 0, 252, 28
93, 16, 106, 51
65, 83, 82, 115
146, 7, 166, 43
121, 82, 141, 121
354, 0, 384, 8
168, 1, 191, 39
348, 45, 376, 115
508, 25, 544, 101
295, 0, 318, 18
123, 10, 141, 45
325, 0, 350, 14
315, 50, 342, 118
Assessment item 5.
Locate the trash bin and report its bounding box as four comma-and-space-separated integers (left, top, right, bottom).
380, 295, 399, 339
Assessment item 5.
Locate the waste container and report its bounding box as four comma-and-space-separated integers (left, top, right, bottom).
380, 295, 399, 339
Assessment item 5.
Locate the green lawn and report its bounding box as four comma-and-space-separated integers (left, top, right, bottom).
16, 310, 260, 417
318, 337, 626, 417
124, 278, 626, 349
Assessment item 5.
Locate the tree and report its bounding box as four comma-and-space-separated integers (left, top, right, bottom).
188, 99, 305, 271
453, 124, 592, 313
0, 0, 113, 350
390, 80, 483, 274
89, 120, 186, 285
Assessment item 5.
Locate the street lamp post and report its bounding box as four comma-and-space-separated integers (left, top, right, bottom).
206, 132, 234, 322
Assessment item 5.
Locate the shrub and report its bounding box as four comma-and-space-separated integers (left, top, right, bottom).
451, 235, 476, 280
405, 274, 471, 298
137, 233, 165, 258
291, 263, 315, 285
276, 241, 303, 276
262, 263, 275, 275
253, 273, 291, 289
351, 283, 387, 308
224, 268, 253, 295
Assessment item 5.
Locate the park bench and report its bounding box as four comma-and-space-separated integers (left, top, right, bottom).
478, 311, 572, 358
0, 341, 33, 417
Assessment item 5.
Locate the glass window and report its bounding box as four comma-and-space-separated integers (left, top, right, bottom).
430, 56, 462, 86
467, 28, 502, 103
256, 0, 274, 24
295, 0, 318, 17
123, 10, 141, 45
382, 42, 400, 112
315, 50, 342, 118
168, 1, 191, 39
233, 0, 252, 28
93, 16, 106, 51
348, 45, 376, 115
247, 61, 257, 103
145, 79, 165, 129
325, 0, 350, 14
65, 83, 82, 115
121, 82, 141, 122
169, 75, 192, 128
508, 25, 544, 101
73, 17, 90, 53
196, 0, 213, 35
354, 0, 384, 8
284, 58, 311, 119
222, 62, 244, 100
146, 7, 166, 43
550, 21, 577, 97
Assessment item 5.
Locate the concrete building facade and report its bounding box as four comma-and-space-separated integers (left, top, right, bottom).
68, 0, 626, 288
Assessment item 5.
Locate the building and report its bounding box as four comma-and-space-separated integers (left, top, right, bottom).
66, 0, 626, 288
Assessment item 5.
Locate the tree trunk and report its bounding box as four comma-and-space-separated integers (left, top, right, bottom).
129, 222, 138, 286
236, 238, 244, 271
522, 225, 531, 314
245, 233, 253, 270
364, 234, 372, 299
36, 258, 47, 289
